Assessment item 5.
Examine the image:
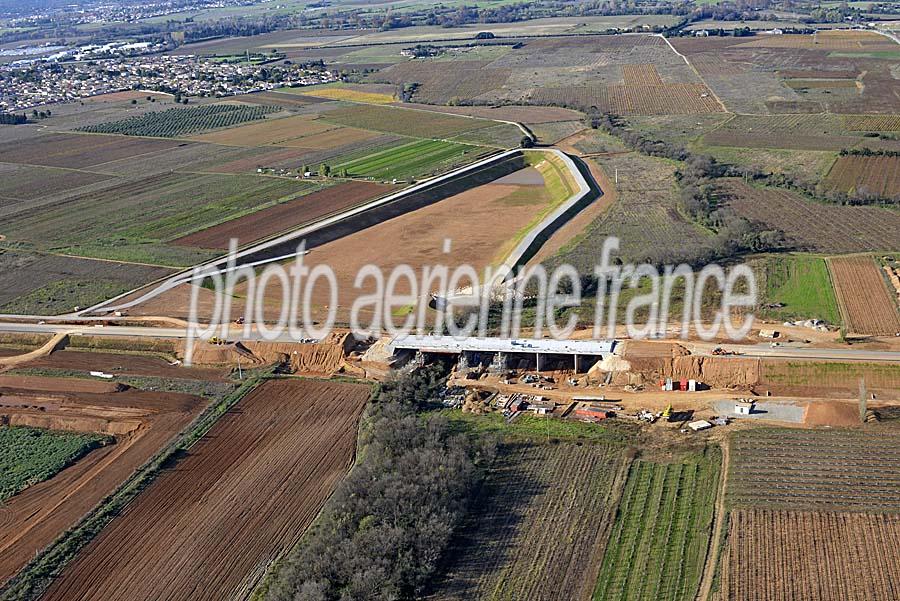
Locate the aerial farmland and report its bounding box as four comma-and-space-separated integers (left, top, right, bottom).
1, 1, 900, 601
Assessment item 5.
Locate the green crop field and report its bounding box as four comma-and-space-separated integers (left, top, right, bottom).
442, 409, 639, 444
320, 104, 496, 138
4, 173, 317, 266
593, 448, 721, 601
331, 138, 487, 181
755, 255, 841, 324
0, 426, 111, 502
77, 104, 279, 138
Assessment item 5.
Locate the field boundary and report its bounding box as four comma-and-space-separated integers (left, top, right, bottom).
0, 370, 269, 601
696, 440, 729, 601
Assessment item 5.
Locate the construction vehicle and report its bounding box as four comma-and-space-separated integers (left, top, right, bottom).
661, 404, 673, 420
712, 347, 739, 356
637, 409, 658, 423
208, 336, 226, 345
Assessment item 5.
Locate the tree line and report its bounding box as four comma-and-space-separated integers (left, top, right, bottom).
841, 147, 900, 158
588, 111, 785, 264
0, 113, 28, 125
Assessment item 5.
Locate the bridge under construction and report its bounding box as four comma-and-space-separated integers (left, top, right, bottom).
388, 335, 616, 373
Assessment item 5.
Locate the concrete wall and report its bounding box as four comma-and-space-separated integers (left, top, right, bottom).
236, 152, 526, 265
499, 149, 594, 278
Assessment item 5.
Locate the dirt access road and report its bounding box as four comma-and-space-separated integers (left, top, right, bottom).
696, 440, 729, 601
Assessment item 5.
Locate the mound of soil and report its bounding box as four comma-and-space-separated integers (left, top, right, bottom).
180, 332, 352, 375
805, 401, 860, 427
665, 356, 760, 389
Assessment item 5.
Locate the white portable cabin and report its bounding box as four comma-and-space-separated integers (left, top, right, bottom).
735, 401, 754, 415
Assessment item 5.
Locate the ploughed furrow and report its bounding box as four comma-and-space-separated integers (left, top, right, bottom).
41, 378, 369, 601
722, 509, 900, 601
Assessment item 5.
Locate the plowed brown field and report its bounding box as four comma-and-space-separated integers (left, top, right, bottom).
0, 374, 121, 394
828, 256, 900, 336
721, 509, 900, 601
188, 114, 337, 146
19, 349, 229, 380
41, 378, 369, 601
0, 133, 182, 169
172, 180, 393, 249
826, 155, 900, 200
0, 387, 204, 584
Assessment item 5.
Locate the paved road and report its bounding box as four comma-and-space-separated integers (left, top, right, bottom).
1, 321, 899, 363
687, 341, 900, 363
0, 321, 309, 343
0, 322, 195, 339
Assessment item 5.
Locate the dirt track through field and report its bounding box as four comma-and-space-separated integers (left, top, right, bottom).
0, 332, 68, 371
41, 378, 369, 601
697, 440, 728, 601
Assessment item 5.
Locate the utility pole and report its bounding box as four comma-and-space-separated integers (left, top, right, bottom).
859, 378, 867, 423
